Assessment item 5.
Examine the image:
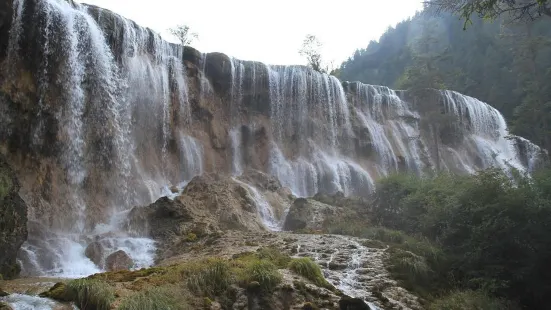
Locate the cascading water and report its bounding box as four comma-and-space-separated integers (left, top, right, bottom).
2, 0, 545, 289
0, 294, 69, 310
234, 178, 281, 231
5, 0, 204, 278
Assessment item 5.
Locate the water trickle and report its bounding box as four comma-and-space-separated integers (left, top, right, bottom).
230, 128, 244, 176
0, 294, 66, 310
234, 179, 281, 231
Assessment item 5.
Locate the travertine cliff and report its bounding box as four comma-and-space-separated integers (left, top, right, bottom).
0, 0, 545, 278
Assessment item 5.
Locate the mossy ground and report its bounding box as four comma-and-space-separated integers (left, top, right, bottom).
40, 246, 337, 309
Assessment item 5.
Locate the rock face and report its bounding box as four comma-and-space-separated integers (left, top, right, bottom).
126, 172, 292, 259
0, 155, 27, 279
105, 250, 133, 271
0, 0, 546, 278
283, 198, 345, 231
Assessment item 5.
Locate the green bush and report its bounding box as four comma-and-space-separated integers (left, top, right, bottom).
118, 286, 188, 310
256, 247, 292, 268
288, 258, 332, 289
65, 279, 114, 310
0, 168, 12, 200
243, 260, 282, 291
429, 290, 516, 310
186, 259, 232, 297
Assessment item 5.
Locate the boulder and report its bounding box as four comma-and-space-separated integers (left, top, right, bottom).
127, 172, 293, 260
105, 250, 133, 271
283, 198, 343, 232
84, 241, 105, 269
338, 296, 370, 310
0, 155, 28, 279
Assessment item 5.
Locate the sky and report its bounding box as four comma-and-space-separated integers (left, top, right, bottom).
80, 0, 424, 66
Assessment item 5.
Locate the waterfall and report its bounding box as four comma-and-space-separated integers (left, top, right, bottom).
2, 0, 545, 280
4, 0, 201, 277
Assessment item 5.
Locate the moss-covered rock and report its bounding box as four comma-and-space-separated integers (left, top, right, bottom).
0, 155, 28, 279
39, 282, 71, 301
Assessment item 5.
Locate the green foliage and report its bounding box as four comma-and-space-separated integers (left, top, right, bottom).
39, 282, 71, 301
339, 10, 551, 152
0, 168, 12, 200
429, 290, 516, 310
64, 279, 115, 310
242, 260, 282, 292
256, 247, 292, 268
427, 0, 551, 26
288, 258, 332, 289
368, 168, 551, 309
118, 286, 188, 310
185, 259, 232, 298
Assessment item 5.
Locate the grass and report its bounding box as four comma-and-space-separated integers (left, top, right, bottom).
118, 286, 189, 310
242, 260, 282, 291
185, 259, 232, 298
64, 279, 115, 310
429, 290, 517, 310
256, 247, 292, 268
40, 246, 296, 309
288, 258, 333, 290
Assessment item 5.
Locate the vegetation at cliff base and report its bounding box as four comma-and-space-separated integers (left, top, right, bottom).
330, 167, 551, 309
40, 279, 115, 310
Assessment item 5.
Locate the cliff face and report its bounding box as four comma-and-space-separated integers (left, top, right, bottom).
0, 0, 546, 276
0, 154, 28, 279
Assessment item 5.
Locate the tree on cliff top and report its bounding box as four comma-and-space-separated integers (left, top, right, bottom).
169, 24, 198, 46
426, 0, 551, 28
299, 34, 324, 72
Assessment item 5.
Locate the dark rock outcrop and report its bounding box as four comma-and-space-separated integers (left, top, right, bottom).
84, 241, 105, 269
283, 198, 346, 232
339, 296, 371, 310
0, 155, 27, 279
105, 250, 133, 271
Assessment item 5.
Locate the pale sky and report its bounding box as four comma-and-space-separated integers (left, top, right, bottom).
80, 0, 423, 65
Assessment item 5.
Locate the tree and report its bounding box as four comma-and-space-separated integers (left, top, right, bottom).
426, 0, 551, 28
168, 24, 198, 46
395, 21, 456, 171
299, 34, 324, 72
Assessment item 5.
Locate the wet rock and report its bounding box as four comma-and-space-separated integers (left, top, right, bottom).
0, 290, 8, 297
169, 185, 179, 194
339, 296, 370, 310
127, 173, 292, 259
283, 198, 344, 231
0, 155, 28, 279
105, 250, 133, 271
328, 262, 347, 270
0, 302, 13, 310
84, 241, 105, 269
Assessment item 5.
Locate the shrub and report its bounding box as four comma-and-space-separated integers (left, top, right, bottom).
64, 279, 114, 310
186, 259, 232, 297
118, 286, 188, 310
0, 168, 12, 200
256, 247, 291, 268
242, 260, 282, 291
288, 258, 332, 289
386, 248, 431, 284
429, 290, 516, 310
